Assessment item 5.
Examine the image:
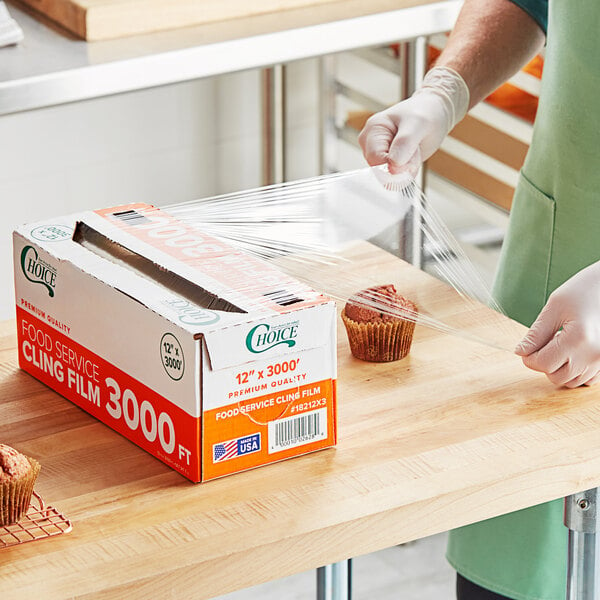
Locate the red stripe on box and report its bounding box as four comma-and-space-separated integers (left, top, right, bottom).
16, 307, 201, 482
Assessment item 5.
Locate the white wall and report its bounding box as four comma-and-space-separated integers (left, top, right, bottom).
285, 58, 321, 181
1, 59, 321, 319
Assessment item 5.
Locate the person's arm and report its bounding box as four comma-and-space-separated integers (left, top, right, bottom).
358, 0, 546, 173
434, 0, 545, 108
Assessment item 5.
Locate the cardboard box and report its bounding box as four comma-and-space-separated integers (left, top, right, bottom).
13, 204, 337, 482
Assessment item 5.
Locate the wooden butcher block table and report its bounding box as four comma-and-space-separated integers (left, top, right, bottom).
2, 250, 600, 600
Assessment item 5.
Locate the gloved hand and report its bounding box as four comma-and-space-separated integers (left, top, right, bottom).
358, 66, 470, 176
515, 261, 600, 387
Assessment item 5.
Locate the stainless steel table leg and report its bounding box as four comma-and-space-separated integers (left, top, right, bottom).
262, 64, 286, 185
565, 488, 600, 599
400, 36, 428, 268
317, 560, 352, 600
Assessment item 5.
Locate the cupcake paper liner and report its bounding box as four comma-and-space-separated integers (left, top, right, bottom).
0, 457, 41, 526
341, 309, 416, 362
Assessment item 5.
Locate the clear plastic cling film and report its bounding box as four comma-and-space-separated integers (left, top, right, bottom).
122, 166, 522, 352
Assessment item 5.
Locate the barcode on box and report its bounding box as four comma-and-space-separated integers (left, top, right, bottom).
268, 408, 327, 454
111, 210, 151, 226
263, 289, 303, 307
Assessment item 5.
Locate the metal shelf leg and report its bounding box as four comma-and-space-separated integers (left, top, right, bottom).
319, 54, 338, 175
565, 488, 600, 599
262, 64, 286, 185
316, 559, 352, 600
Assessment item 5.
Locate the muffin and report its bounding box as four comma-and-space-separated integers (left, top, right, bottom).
341, 284, 418, 362
0, 444, 41, 526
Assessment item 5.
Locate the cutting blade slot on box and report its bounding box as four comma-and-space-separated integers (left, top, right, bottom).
14, 205, 338, 482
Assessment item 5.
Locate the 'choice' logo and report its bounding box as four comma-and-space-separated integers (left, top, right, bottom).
246, 321, 299, 354
20, 246, 57, 297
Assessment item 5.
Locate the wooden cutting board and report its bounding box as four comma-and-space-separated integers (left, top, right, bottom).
14, 0, 439, 41
12, 0, 434, 41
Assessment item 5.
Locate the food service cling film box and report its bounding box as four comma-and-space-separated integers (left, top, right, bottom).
13, 204, 337, 482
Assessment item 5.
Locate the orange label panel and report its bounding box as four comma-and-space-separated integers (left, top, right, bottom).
203, 379, 336, 480
16, 307, 201, 482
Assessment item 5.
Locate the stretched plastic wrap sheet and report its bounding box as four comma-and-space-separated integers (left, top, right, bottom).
131, 167, 520, 352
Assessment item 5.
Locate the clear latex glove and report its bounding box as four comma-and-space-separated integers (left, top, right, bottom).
515, 261, 600, 388
358, 66, 470, 177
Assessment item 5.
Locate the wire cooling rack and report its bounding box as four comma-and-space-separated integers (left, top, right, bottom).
0, 491, 72, 548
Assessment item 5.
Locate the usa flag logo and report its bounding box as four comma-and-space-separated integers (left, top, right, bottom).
213, 433, 261, 463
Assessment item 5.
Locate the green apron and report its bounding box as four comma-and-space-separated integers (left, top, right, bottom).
446, 1, 600, 598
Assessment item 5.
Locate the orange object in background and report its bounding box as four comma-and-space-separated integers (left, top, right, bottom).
428, 45, 544, 123
485, 55, 543, 122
